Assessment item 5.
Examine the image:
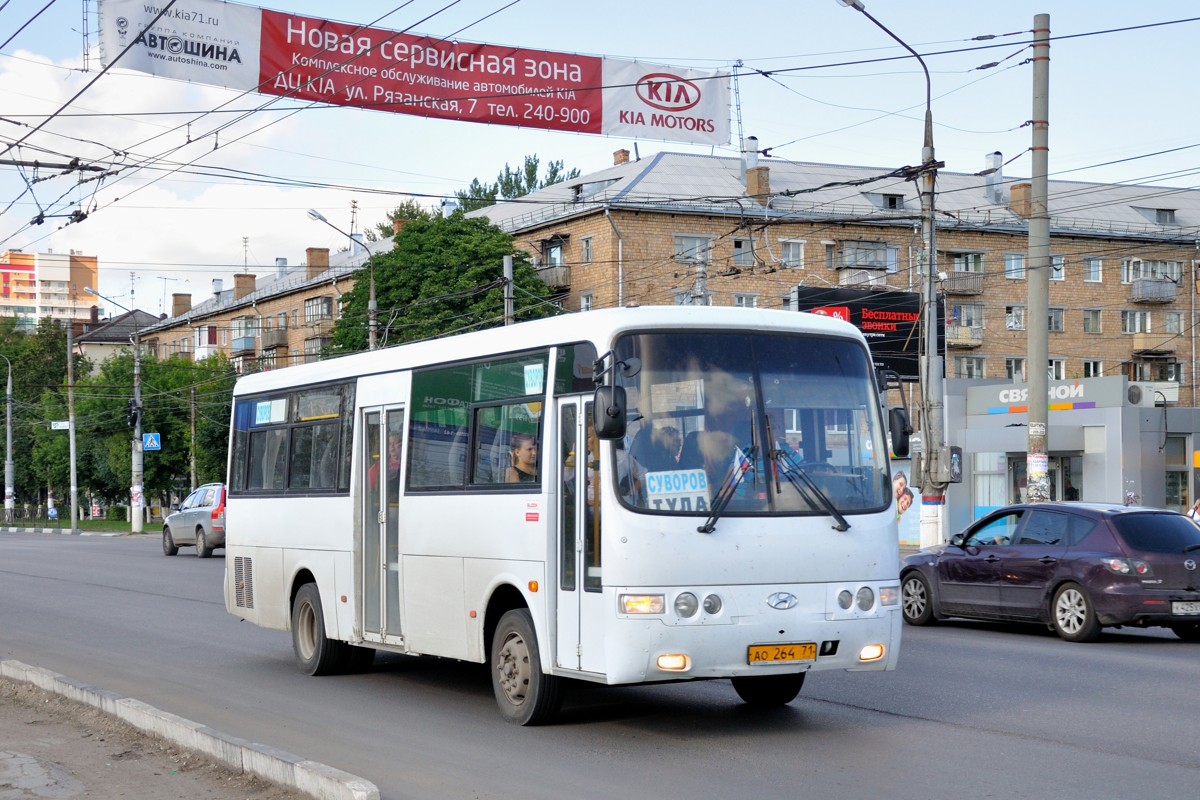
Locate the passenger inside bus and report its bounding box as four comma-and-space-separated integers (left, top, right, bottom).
505, 433, 539, 483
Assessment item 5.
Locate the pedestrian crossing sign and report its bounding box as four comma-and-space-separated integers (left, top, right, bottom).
143, 432, 161, 451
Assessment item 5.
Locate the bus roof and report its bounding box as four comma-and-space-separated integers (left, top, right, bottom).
232, 305, 865, 396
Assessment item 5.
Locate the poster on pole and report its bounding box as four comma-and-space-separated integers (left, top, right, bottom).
97, 0, 730, 146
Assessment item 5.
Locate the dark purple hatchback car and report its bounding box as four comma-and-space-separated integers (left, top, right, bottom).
901, 502, 1200, 642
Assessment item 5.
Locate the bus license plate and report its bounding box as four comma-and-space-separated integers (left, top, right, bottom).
747, 643, 817, 664
1172, 601, 1200, 615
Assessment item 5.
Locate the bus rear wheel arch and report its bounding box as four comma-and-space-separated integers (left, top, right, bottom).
490, 608, 563, 725
291, 583, 349, 676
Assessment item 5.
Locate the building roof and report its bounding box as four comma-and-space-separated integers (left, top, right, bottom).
473, 151, 1200, 243
139, 236, 393, 335
76, 309, 163, 344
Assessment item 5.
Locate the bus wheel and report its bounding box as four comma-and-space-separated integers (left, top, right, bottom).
291, 583, 346, 676
162, 527, 178, 556
731, 672, 806, 707
491, 609, 563, 725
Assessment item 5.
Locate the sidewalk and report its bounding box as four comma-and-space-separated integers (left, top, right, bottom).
0, 661, 378, 800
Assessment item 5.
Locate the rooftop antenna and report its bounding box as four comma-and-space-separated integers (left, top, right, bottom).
242, 236, 249, 269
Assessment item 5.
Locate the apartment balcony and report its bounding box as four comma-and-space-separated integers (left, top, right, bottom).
1130, 277, 1176, 303
260, 328, 289, 349
306, 317, 334, 335
1132, 332, 1174, 355
946, 323, 984, 348
231, 335, 256, 356
537, 266, 571, 290
941, 271, 984, 295
194, 344, 220, 361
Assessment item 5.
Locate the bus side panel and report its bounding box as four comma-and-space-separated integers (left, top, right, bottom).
282, 547, 348, 639
401, 555, 468, 659
224, 545, 287, 631
462, 559, 546, 664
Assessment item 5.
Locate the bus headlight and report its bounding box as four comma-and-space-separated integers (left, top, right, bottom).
621, 594, 665, 614
674, 592, 699, 618
879, 586, 899, 606
856, 587, 875, 611
702, 594, 723, 615
837, 590, 854, 610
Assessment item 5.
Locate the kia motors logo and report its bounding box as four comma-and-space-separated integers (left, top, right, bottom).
1185, 559, 1196, 571
767, 592, 798, 610
636, 73, 700, 112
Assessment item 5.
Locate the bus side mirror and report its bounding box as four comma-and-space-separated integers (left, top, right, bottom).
889, 408, 911, 458
593, 385, 627, 440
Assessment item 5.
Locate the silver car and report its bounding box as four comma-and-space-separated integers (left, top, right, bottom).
162, 483, 226, 558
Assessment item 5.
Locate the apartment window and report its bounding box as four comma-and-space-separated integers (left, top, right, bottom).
1083, 257, 1102, 282
674, 234, 712, 262
303, 336, 330, 363
541, 236, 565, 267
1082, 309, 1102, 334
733, 238, 756, 267
954, 356, 985, 378
277, 311, 288, 330
951, 303, 983, 327
823, 241, 836, 270
1004, 253, 1025, 280
1156, 209, 1177, 225
1048, 307, 1064, 332
579, 236, 593, 264
231, 316, 256, 339
779, 240, 805, 268
304, 296, 333, 323
842, 240, 891, 270
883, 193, 905, 209
950, 252, 984, 273
1122, 258, 1182, 283
1083, 360, 1103, 378
1051, 255, 1065, 281
1121, 310, 1150, 334
1165, 311, 1183, 335
1005, 358, 1026, 381
1005, 305, 1025, 331
579, 292, 593, 312
1048, 359, 1065, 381
733, 293, 758, 308
196, 325, 217, 347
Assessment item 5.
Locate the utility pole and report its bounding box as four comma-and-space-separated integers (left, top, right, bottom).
1026, 14, 1052, 502
692, 256, 708, 305
67, 324, 79, 533
503, 255, 514, 325
190, 387, 197, 491
1, 355, 13, 524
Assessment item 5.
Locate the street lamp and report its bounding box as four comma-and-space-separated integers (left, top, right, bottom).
0, 354, 12, 524
84, 286, 144, 534
307, 209, 377, 350
839, 0, 947, 545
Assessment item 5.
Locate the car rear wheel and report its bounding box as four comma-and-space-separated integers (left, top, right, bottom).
1169, 623, 1200, 642
731, 672, 806, 707
195, 528, 213, 558
162, 527, 178, 556
1051, 582, 1100, 642
901, 571, 936, 626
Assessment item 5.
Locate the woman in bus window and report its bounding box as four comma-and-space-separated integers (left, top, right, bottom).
505, 433, 539, 483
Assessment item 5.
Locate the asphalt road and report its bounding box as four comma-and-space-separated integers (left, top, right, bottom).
2, 531, 1198, 800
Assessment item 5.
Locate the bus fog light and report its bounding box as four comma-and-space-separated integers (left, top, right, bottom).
702, 594, 722, 614
657, 653, 691, 671
859, 643, 885, 662
621, 594, 665, 614
856, 587, 875, 611
837, 590, 853, 610
674, 592, 699, 617
879, 586, 899, 606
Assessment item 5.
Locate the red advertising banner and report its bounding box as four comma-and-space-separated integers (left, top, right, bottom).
98, 0, 729, 146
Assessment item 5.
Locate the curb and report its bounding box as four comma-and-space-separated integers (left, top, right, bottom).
0, 527, 129, 535
0, 659, 379, 800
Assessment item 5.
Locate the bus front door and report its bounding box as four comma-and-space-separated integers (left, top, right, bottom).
555, 399, 606, 674
362, 407, 405, 642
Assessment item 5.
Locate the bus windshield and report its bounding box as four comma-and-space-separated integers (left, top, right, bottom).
614, 330, 890, 517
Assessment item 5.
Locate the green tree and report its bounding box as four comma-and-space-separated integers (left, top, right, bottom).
454, 154, 580, 212
330, 214, 557, 352
367, 198, 434, 242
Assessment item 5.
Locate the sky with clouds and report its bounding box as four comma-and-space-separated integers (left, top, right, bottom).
2, 0, 1198, 314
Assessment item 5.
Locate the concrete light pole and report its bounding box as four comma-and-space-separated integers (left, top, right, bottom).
85, 287, 143, 534
0, 354, 13, 524
308, 209, 377, 350
840, 0, 948, 544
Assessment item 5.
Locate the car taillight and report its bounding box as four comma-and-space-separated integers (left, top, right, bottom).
1103, 558, 1152, 576
212, 489, 225, 520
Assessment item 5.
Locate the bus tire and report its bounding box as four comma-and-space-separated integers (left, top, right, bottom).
162, 527, 178, 556
731, 672, 806, 707
491, 609, 563, 725
341, 644, 376, 673
292, 583, 347, 676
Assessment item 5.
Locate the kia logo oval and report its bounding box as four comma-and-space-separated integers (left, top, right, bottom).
767, 592, 798, 610
636, 73, 701, 112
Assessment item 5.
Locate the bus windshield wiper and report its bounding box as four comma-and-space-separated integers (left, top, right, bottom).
772, 447, 850, 532
698, 445, 755, 534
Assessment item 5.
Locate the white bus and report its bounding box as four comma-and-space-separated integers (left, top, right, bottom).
224, 306, 910, 724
